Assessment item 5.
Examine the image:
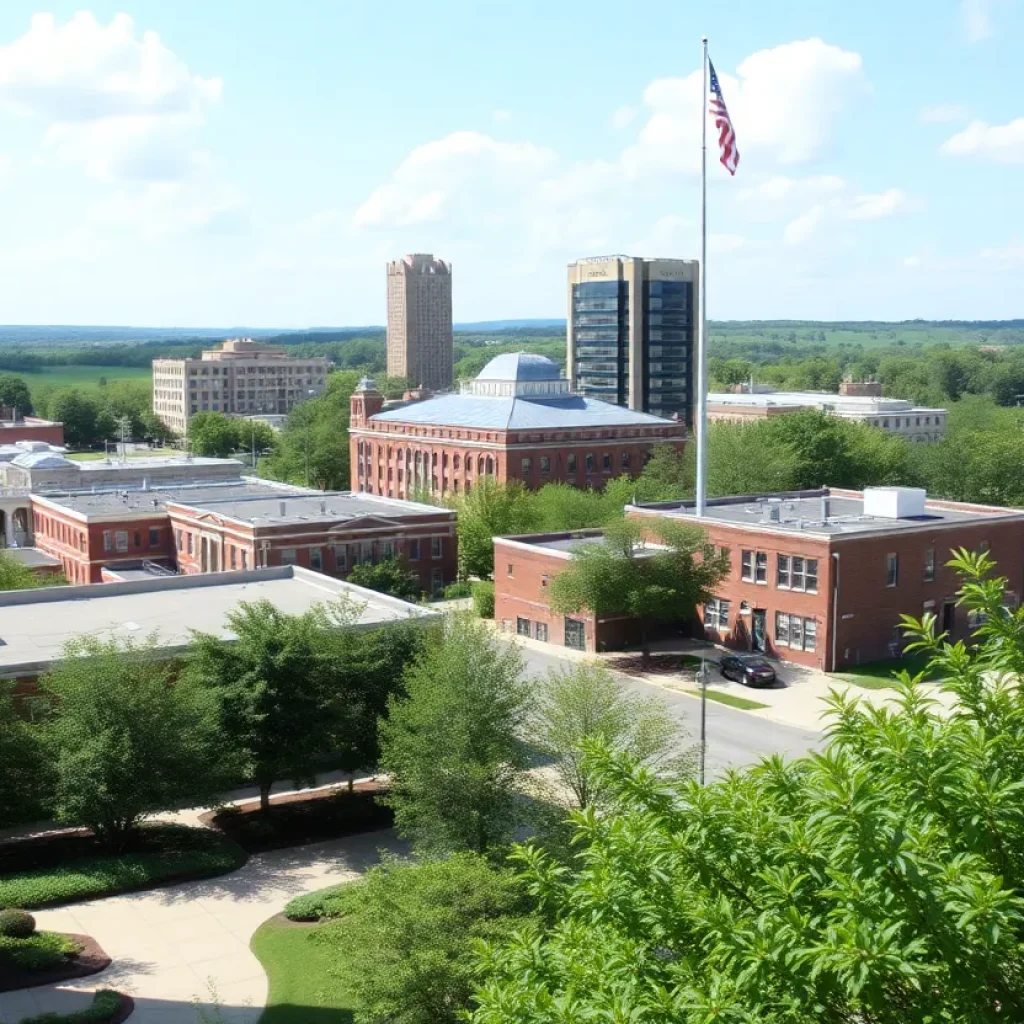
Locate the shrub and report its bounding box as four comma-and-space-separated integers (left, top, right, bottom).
17, 989, 123, 1024
472, 580, 495, 618
442, 581, 473, 599
0, 931, 80, 970
0, 907, 36, 937
284, 881, 362, 921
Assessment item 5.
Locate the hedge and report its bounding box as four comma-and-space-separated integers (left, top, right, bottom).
284, 881, 362, 922
17, 989, 123, 1024
0, 931, 79, 971
0, 825, 247, 910
472, 581, 495, 618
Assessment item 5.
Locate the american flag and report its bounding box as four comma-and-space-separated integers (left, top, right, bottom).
708, 58, 739, 175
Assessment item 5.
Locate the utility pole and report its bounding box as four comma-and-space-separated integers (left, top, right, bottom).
115, 415, 132, 463
699, 656, 708, 786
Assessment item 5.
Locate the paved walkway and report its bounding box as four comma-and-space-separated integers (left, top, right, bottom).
0, 829, 405, 1024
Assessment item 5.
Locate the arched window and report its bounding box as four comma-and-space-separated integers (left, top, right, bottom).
486, 457, 494, 475
453, 454, 461, 470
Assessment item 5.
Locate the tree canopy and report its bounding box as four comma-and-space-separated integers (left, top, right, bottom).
347, 557, 423, 602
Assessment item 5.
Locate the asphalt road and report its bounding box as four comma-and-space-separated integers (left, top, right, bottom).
517, 644, 820, 778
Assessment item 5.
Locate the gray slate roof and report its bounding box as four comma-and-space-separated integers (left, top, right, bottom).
478, 352, 559, 381
371, 394, 677, 431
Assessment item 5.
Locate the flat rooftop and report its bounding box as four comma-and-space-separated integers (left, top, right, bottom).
706, 391, 945, 414
496, 529, 668, 558
0, 566, 437, 677
3, 548, 62, 569
33, 480, 310, 518
170, 490, 453, 525
74, 456, 242, 472
628, 488, 1024, 538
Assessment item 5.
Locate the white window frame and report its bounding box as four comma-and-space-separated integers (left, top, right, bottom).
886, 552, 899, 588
741, 550, 753, 582
755, 551, 768, 585
777, 554, 791, 589
775, 611, 790, 645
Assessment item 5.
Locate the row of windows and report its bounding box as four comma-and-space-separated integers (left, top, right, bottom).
522, 450, 638, 475
515, 616, 549, 642
103, 527, 162, 554
740, 550, 820, 593
702, 599, 818, 653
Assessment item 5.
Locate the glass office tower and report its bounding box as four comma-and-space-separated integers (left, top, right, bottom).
567, 256, 698, 426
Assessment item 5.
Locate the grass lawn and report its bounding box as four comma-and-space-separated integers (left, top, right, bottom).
683, 688, 769, 711
18, 365, 152, 398
836, 652, 943, 690
251, 917, 356, 1024
67, 448, 179, 461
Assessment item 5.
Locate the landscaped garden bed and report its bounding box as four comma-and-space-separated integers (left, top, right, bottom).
16, 989, 134, 1024
605, 652, 704, 676
200, 782, 393, 854
0, 823, 247, 909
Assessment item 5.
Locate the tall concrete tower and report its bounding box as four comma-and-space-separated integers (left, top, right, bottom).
386, 253, 453, 390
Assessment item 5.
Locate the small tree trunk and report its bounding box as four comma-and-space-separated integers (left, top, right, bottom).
259, 783, 271, 815
347, 775, 355, 794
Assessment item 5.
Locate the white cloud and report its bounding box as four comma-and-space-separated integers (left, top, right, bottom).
610, 105, 636, 130
353, 130, 556, 228
980, 239, 1024, 268
941, 118, 1024, 163
736, 174, 845, 208
783, 204, 827, 246
903, 256, 922, 268
89, 180, 246, 241
622, 38, 865, 177
492, 109, 512, 122
0, 12, 221, 181
961, 0, 992, 41
845, 188, 911, 220
919, 103, 969, 123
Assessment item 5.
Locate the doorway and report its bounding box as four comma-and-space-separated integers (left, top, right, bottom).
752, 609, 767, 652
941, 600, 955, 635
564, 616, 586, 651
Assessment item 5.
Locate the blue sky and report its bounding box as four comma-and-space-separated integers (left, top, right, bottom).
0, 0, 1020, 327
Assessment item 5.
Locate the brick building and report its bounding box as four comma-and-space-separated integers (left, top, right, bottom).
349, 353, 685, 499
494, 487, 1024, 671
0, 413, 64, 446
166, 491, 457, 595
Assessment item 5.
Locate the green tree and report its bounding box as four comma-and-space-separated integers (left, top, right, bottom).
549, 518, 729, 665
531, 660, 686, 810
705, 421, 799, 496
347, 557, 422, 602
0, 550, 42, 591
379, 614, 532, 854
0, 374, 33, 416
47, 388, 99, 447
454, 478, 537, 579
185, 598, 361, 812
330, 853, 535, 1024
473, 553, 1024, 1024
0, 683, 49, 827
41, 636, 226, 847
187, 412, 241, 458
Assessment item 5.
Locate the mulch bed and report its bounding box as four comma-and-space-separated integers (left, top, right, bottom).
606, 653, 702, 676
0, 933, 111, 994
199, 781, 394, 854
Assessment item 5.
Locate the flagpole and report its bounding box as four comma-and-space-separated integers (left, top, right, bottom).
696, 36, 709, 517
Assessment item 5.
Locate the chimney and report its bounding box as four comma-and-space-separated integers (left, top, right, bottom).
279, 500, 286, 516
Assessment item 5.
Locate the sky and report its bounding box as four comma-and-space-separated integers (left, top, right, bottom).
0, 0, 1020, 328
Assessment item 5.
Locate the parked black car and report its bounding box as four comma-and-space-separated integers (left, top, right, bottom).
719, 653, 777, 687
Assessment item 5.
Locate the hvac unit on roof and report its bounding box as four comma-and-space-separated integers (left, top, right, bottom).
760, 499, 782, 523
863, 487, 927, 519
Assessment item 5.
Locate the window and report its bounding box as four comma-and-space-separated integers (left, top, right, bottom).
535, 622, 548, 642
621, 451, 631, 469
790, 616, 804, 649
187, 533, 193, 555
115, 531, 129, 553
335, 544, 347, 570
133, 531, 141, 548
541, 574, 549, 588
775, 611, 790, 645
703, 598, 730, 632
522, 457, 532, 475
175, 528, 183, 551
310, 547, 323, 571
540, 455, 550, 473
602, 453, 612, 471
805, 559, 818, 593
148, 527, 160, 548
755, 552, 768, 584
567, 453, 577, 472
791, 556, 805, 591
281, 548, 297, 566
507, 562, 514, 577
431, 537, 442, 559
586, 454, 595, 472
382, 540, 395, 560
886, 552, 899, 587
741, 550, 754, 581
103, 530, 114, 553
777, 554, 791, 588
517, 617, 532, 637
409, 539, 420, 561
924, 547, 935, 582
431, 569, 444, 595
804, 619, 817, 651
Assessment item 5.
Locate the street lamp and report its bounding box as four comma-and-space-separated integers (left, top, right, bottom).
698, 656, 709, 786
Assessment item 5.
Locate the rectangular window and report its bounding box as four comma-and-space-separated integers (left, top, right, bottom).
335, 544, 347, 570
517, 617, 531, 637
535, 622, 549, 642
148, 527, 160, 548
175, 528, 182, 551
104, 530, 114, 553
230, 546, 237, 569
310, 547, 323, 571
777, 554, 791, 588
540, 456, 550, 473
621, 452, 631, 469
703, 598, 730, 632
187, 533, 193, 555
803, 618, 817, 652
741, 550, 753, 581
791, 556, 805, 591
805, 559, 818, 593
281, 548, 297, 566
775, 611, 790, 645
602, 453, 612, 471
541, 574, 549, 588
755, 551, 768, 584
382, 540, 395, 560
924, 548, 935, 582
586, 453, 595, 472
790, 615, 804, 650
115, 531, 129, 553
886, 552, 899, 587
567, 453, 577, 472
431, 537, 442, 559
507, 562, 514, 577
521, 457, 532, 475
409, 539, 420, 561
133, 531, 141, 549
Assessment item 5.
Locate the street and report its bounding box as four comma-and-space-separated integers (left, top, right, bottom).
517, 643, 820, 778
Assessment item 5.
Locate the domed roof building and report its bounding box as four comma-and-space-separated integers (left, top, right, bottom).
349, 352, 685, 499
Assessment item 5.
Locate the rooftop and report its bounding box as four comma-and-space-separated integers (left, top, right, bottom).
0, 565, 437, 677
33, 480, 309, 518
477, 353, 560, 382
496, 528, 669, 559
75, 456, 243, 472
170, 490, 454, 526
3, 548, 63, 569
628, 487, 1024, 539
706, 390, 946, 415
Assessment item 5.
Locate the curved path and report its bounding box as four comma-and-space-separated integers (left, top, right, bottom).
0, 829, 405, 1024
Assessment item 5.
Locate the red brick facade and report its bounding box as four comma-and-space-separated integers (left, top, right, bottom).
349, 386, 685, 500
0, 417, 65, 446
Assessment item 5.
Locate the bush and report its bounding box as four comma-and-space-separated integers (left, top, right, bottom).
0, 931, 79, 970
0, 824, 246, 909
17, 989, 123, 1024
442, 581, 473, 599
472, 580, 495, 618
284, 882, 361, 922
0, 907, 36, 937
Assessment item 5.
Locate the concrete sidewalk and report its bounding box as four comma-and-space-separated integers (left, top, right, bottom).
0, 829, 406, 1024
